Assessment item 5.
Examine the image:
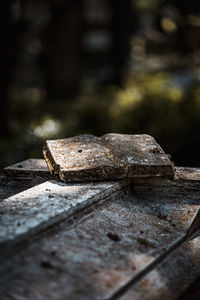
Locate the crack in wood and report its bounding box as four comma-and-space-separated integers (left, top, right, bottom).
106, 221, 200, 300
1, 160, 200, 299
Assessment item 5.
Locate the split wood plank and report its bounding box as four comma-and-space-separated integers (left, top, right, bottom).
0, 179, 130, 258
118, 234, 200, 300
1, 172, 200, 299
43, 134, 174, 182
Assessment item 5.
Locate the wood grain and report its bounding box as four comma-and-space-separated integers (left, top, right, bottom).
1, 172, 200, 299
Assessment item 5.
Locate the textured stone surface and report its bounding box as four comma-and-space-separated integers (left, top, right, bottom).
43, 133, 175, 182
0, 179, 130, 258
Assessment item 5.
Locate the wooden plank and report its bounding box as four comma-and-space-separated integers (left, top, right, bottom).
180, 272, 200, 300
4, 159, 190, 183
0, 176, 45, 201
3, 159, 51, 179
1, 173, 200, 299
175, 166, 200, 181
43, 134, 174, 182
118, 234, 200, 300
0, 179, 130, 258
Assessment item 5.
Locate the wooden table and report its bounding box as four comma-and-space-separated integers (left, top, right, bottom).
1, 159, 200, 300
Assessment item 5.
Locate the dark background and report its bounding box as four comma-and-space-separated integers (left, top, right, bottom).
1, 0, 200, 172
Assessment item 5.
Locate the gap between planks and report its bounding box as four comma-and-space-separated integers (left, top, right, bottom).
1, 179, 200, 299
106, 229, 199, 300
1, 163, 200, 299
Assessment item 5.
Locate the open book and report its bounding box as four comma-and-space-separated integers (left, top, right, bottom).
43, 133, 174, 182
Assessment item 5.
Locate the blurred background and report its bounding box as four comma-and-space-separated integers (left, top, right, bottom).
1, 0, 200, 172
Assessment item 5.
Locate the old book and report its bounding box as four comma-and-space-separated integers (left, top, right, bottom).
43, 133, 175, 182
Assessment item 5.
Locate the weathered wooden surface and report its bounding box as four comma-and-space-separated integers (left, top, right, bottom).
0, 161, 200, 299
4, 159, 51, 179
119, 234, 200, 300
43, 134, 174, 182
174, 166, 200, 181
181, 272, 200, 300
0, 179, 130, 259
3, 158, 200, 184
0, 175, 45, 201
